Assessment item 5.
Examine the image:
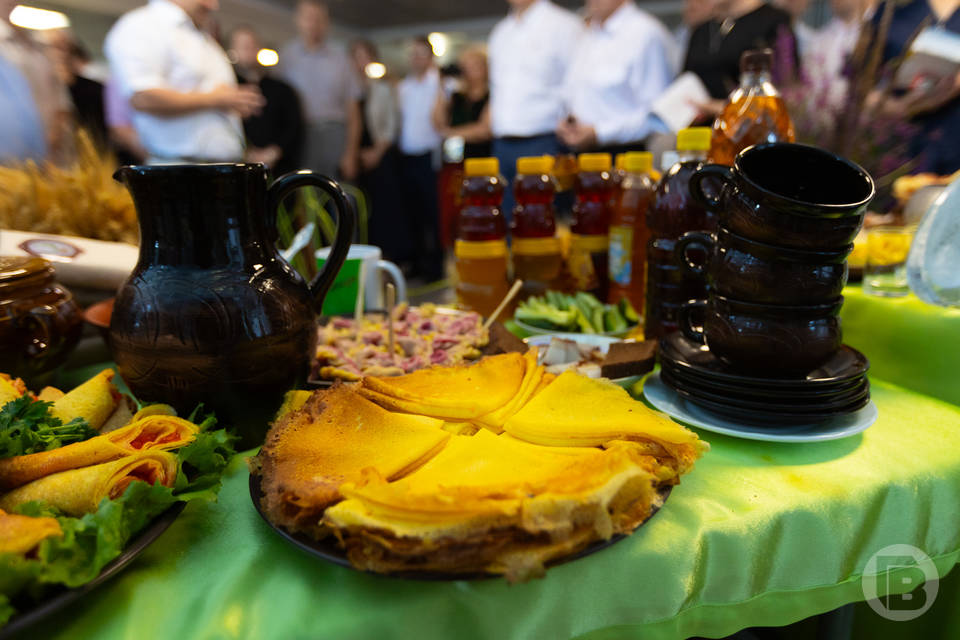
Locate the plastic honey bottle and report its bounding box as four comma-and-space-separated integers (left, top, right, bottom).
511, 156, 562, 299
608, 152, 655, 311
455, 157, 509, 316
710, 48, 795, 166
569, 153, 614, 298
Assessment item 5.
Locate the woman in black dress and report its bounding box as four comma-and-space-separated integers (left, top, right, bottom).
432, 46, 492, 159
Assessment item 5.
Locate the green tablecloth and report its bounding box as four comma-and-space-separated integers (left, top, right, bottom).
21, 377, 960, 640
14, 287, 960, 639
840, 287, 960, 407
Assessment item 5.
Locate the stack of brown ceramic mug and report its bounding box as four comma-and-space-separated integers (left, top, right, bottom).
675, 143, 875, 375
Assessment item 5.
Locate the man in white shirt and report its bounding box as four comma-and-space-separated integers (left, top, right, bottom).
280, 0, 361, 180
105, 0, 264, 163
558, 0, 675, 154
397, 36, 444, 281
488, 0, 582, 216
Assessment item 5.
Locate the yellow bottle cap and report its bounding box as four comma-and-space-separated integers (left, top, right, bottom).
577, 153, 612, 172
676, 127, 712, 152
615, 153, 626, 171
464, 157, 500, 177
623, 151, 653, 173
516, 156, 553, 175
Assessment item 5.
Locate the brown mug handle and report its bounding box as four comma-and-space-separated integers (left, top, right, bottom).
689, 164, 733, 210
677, 299, 707, 344
267, 171, 356, 314
15, 305, 57, 357
674, 231, 716, 277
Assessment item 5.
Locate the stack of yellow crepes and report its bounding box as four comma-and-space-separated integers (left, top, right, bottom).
254, 351, 708, 582
0, 370, 196, 552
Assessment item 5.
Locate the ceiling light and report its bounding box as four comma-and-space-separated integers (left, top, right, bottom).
257, 48, 279, 67
428, 32, 447, 57
9, 5, 70, 30
364, 62, 386, 79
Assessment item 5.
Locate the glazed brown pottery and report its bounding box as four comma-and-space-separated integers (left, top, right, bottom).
689, 143, 875, 249
110, 164, 354, 448
0, 256, 83, 387
679, 294, 843, 375
675, 227, 851, 304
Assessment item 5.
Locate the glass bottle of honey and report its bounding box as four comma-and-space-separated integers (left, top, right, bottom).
455, 157, 509, 316
569, 153, 613, 298
511, 156, 562, 299
710, 48, 795, 166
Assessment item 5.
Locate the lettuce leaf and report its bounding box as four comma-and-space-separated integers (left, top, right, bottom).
0, 409, 237, 627
0, 397, 96, 459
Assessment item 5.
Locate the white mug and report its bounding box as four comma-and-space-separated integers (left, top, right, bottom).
315, 244, 406, 309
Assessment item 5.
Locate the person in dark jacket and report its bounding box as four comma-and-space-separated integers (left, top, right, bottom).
230, 25, 304, 176
684, 0, 795, 100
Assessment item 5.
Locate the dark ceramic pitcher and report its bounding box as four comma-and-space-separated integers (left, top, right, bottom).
110, 164, 354, 448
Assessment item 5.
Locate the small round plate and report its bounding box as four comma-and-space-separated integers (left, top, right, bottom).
249, 473, 671, 581
0, 501, 185, 639
644, 372, 878, 442
659, 333, 870, 389
523, 334, 642, 389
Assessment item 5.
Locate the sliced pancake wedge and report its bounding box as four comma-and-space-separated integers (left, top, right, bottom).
473, 348, 543, 433
253, 385, 451, 536
358, 352, 526, 419
503, 371, 708, 476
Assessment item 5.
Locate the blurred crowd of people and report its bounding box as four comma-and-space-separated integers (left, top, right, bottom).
1, 0, 958, 279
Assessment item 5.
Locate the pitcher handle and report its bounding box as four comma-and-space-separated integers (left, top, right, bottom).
267, 171, 356, 313
689, 164, 733, 210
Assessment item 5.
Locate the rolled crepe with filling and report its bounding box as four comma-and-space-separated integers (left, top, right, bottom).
0, 374, 26, 406
0, 415, 197, 490
0, 451, 178, 516
0, 509, 62, 554
50, 369, 119, 430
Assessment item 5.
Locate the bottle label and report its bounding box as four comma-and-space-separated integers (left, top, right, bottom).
570, 234, 608, 254
455, 239, 507, 259
608, 225, 633, 285
512, 236, 562, 257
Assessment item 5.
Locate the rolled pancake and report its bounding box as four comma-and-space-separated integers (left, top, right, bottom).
0, 375, 26, 406
0, 509, 62, 554
50, 369, 119, 430
0, 415, 197, 490
358, 353, 526, 418
0, 451, 178, 516
254, 385, 450, 536
503, 371, 708, 475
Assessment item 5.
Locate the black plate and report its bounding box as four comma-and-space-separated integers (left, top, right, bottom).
664, 377, 871, 425
0, 501, 186, 639
660, 367, 870, 412
659, 358, 866, 399
660, 361, 868, 404
250, 473, 671, 581
658, 333, 870, 389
